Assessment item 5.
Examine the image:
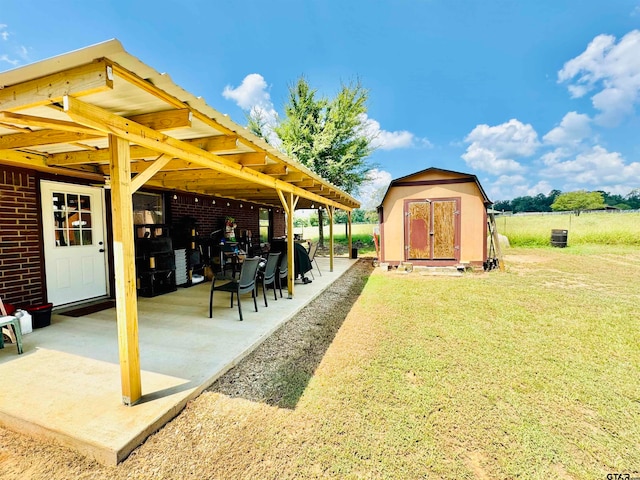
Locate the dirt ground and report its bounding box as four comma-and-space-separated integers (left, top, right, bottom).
0, 259, 374, 480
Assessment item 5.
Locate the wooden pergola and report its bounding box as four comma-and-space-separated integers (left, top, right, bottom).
0, 40, 359, 405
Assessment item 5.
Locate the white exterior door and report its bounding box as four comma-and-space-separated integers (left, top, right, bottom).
41, 181, 108, 306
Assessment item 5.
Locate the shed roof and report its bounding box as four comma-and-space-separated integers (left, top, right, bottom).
379, 167, 492, 206
0, 39, 359, 211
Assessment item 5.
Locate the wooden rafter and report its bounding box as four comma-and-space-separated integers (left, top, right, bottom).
109, 61, 354, 207
0, 59, 113, 111
48, 133, 239, 166
0, 109, 193, 151
62, 95, 352, 210
131, 154, 171, 192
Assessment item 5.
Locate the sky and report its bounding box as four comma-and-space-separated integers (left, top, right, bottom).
1, 0, 640, 208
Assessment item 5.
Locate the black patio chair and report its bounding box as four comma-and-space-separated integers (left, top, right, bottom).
209, 256, 261, 321
276, 254, 288, 298
259, 252, 281, 306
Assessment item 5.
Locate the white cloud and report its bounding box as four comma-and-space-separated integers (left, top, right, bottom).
462, 119, 539, 173
223, 73, 271, 110
222, 73, 279, 144
17, 45, 28, 59
488, 175, 556, 201
0, 25, 29, 65
359, 114, 431, 150
487, 174, 529, 199
540, 145, 640, 186
558, 30, 640, 126
526, 180, 554, 196
0, 54, 19, 66
543, 111, 591, 145
357, 168, 392, 209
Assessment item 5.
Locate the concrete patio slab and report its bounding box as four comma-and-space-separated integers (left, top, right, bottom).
0, 257, 355, 465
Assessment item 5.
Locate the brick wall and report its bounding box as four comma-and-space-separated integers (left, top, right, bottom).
169, 192, 286, 239
0, 166, 44, 308
272, 210, 286, 237
0, 171, 289, 308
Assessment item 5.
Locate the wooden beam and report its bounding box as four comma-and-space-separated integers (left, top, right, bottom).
126, 109, 192, 131
111, 62, 353, 204
129, 159, 197, 173
221, 152, 267, 166
255, 164, 288, 176
0, 112, 98, 134
281, 173, 307, 183
131, 154, 171, 193
63, 96, 354, 210
0, 149, 48, 168
187, 135, 240, 153
0, 129, 100, 150
48, 134, 240, 166
0, 109, 193, 152
286, 192, 296, 298
292, 180, 317, 188
109, 134, 142, 406
277, 189, 288, 215
0, 59, 113, 111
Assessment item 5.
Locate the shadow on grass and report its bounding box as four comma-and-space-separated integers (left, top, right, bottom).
209, 259, 375, 409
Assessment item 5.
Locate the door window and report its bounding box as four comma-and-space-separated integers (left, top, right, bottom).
52, 192, 93, 247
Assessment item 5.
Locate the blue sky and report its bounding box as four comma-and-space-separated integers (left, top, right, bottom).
2, 1, 640, 207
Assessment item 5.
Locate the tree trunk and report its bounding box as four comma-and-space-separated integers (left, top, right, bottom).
318, 208, 324, 248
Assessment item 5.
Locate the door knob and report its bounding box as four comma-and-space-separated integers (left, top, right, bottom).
99, 249, 105, 253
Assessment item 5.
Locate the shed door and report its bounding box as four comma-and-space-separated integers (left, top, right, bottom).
405, 199, 459, 261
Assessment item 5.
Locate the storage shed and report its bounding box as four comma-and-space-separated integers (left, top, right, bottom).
378, 167, 492, 268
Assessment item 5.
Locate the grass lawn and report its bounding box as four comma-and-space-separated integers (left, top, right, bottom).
2, 246, 637, 479
295, 223, 379, 255
166, 245, 638, 479
273, 246, 639, 478
497, 212, 640, 247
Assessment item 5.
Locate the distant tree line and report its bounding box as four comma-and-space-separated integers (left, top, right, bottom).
493, 189, 640, 213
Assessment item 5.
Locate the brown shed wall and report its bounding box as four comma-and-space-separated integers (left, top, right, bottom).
380, 171, 488, 267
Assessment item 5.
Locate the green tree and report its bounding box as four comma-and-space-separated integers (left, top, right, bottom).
293, 216, 309, 228
551, 190, 605, 215
273, 77, 373, 246
246, 108, 271, 143
364, 209, 379, 224
333, 210, 349, 224
625, 188, 640, 209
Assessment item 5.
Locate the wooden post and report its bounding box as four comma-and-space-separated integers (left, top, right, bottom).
328, 206, 335, 272
347, 211, 352, 259
109, 134, 142, 406
286, 193, 296, 298
277, 189, 297, 298
490, 212, 505, 272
